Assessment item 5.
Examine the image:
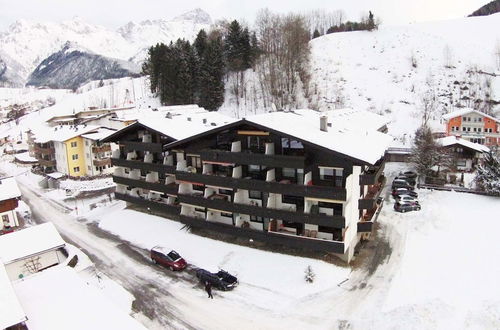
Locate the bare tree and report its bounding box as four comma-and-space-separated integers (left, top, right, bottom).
443, 45, 454, 68
420, 89, 437, 126
255, 9, 311, 110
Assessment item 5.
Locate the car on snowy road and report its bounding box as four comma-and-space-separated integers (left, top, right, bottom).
392, 188, 418, 198
195, 269, 238, 291
150, 246, 187, 271
395, 194, 419, 203
394, 201, 421, 213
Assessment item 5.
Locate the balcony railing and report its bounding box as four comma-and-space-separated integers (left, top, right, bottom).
179, 214, 345, 254
111, 158, 175, 174
120, 141, 162, 153
112, 176, 178, 195
93, 158, 111, 167
34, 146, 55, 155
357, 198, 384, 233
38, 159, 56, 167
360, 160, 385, 185
178, 193, 345, 228
200, 149, 306, 168
176, 172, 347, 201
92, 145, 111, 153
358, 176, 386, 210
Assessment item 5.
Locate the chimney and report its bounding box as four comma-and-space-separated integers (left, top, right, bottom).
320, 115, 328, 132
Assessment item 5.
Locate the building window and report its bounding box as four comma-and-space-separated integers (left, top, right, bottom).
478, 128, 482, 133
319, 167, 343, 186
73, 166, 80, 173
221, 212, 233, 218
473, 127, 477, 132
70, 142, 77, 148
467, 127, 471, 132
250, 215, 263, 223
249, 190, 262, 199
2, 214, 10, 226
72, 154, 78, 160
188, 155, 202, 168
318, 201, 343, 216
462, 127, 466, 132
478, 117, 482, 122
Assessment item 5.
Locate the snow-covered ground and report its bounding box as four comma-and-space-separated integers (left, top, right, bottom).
75, 162, 499, 329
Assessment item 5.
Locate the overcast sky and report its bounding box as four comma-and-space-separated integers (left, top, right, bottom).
0, 0, 491, 31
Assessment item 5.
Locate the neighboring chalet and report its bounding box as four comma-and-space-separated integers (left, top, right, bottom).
437, 136, 490, 172
30, 125, 117, 176
0, 222, 66, 281
0, 177, 22, 235
443, 108, 500, 146
105, 108, 391, 262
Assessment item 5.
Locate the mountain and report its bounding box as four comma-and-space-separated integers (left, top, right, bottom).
0, 9, 211, 87
469, 0, 500, 16
26, 42, 140, 90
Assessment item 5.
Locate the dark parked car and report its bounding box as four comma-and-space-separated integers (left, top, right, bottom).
394, 201, 421, 213
395, 175, 416, 186
392, 188, 418, 198
401, 171, 418, 179
392, 179, 414, 190
150, 246, 187, 271
196, 268, 238, 291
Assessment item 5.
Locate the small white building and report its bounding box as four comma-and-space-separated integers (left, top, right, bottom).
0, 177, 22, 232
0, 222, 67, 281
0, 263, 27, 329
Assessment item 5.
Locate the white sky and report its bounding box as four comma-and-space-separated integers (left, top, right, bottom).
0, 0, 491, 31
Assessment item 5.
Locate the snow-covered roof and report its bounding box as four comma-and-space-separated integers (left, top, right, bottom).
105, 110, 236, 142
14, 152, 38, 163
33, 125, 101, 143
442, 108, 500, 123
437, 136, 490, 153
294, 108, 389, 132
0, 223, 65, 264
13, 267, 146, 330
46, 172, 66, 179
81, 127, 117, 141
0, 177, 21, 201
0, 264, 27, 329
245, 111, 392, 165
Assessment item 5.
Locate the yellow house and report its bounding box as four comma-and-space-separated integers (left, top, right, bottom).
63, 136, 87, 177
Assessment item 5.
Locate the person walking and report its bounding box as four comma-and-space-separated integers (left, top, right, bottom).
204, 281, 213, 299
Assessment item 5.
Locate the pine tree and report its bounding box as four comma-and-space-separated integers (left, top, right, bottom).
199, 32, 225, 111
409, 125, 444, 180
312, 29, 321, 39
475, 151, 500, 195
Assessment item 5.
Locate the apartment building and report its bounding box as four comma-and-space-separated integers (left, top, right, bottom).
443, 108, 500, 146
105, 109, 391, 262
32, 125, 116, 177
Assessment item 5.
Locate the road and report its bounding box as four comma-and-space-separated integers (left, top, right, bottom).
18, 178, 198, 329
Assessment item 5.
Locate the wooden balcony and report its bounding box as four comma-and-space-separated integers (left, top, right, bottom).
92, 145, 111, 153
93, 158, 111, 167
179, 215, 345, 254
360, 160, 385, 185
112, 176, 178, 195
199, 149, 306, 168
178, 193, 345, 228
120, 141, 163, 153
175, 172, 347, 201
358, 176, 386, 210
357, 198, 384, 233
34, 146, 55, 155
38, 158, 56, 167
111, 158, 175, 174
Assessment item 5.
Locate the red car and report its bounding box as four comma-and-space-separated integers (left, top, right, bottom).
150, 246, 187, 271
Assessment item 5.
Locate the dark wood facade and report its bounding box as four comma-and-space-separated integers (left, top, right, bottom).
106, 119, 386, 258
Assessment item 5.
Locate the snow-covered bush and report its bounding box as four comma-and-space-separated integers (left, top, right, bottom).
305, 265, 315, 283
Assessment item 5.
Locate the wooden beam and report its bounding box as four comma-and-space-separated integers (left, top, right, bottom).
237, 130, 270, 136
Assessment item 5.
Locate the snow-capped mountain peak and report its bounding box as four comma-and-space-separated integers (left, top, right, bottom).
172, 8, 212, 25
